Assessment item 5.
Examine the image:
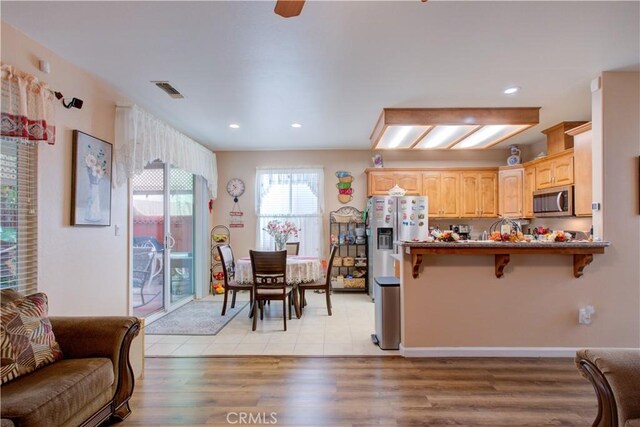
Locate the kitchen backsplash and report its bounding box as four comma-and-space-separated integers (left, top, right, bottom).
430, 216, 593, 240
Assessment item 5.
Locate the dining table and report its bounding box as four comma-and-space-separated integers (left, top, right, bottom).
235, 255, 323, 318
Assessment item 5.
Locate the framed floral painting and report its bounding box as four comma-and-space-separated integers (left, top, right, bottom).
71, 130, 113, 226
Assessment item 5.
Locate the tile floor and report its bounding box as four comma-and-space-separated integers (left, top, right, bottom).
145, 291, 398, 356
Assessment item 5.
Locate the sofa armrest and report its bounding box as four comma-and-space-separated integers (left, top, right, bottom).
49, 316, 141, 420
576, 348, 640, 427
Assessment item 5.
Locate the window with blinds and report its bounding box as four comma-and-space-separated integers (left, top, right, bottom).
256, 167, 324, 257
0, 137, 37, 295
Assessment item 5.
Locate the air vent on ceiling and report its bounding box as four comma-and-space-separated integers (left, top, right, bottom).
151, 81, 184, 99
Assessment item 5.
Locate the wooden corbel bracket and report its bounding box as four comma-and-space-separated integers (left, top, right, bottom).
573, 254, 594, 278
412, 253, 423, 279
494, 254, 510, 278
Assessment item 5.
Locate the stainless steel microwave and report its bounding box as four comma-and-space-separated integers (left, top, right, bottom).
533, 185, 574, 217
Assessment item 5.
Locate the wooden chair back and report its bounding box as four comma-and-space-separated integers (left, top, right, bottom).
285, 242, 300, 256
216, 244, 235, 286
250, 250, 287, 293
325, 244, 338, 286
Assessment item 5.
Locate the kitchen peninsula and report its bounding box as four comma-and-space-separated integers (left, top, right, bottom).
401, 240, 610, 279
396, 239, 613, 358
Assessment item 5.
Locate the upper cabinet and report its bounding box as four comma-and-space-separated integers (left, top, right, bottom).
460, 171, 498, 218
535, 151, 574, 189
567, 123, 593, 216
368, 171, 422, 196
499, 168, 524, 218
542, 121, 588, 155
422, 171, 459, 218
523, 167, 535, 218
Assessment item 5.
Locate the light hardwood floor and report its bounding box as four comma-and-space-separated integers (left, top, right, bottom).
122, 357, 597, 426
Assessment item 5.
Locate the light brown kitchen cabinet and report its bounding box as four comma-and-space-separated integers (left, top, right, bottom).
422, 171, 459, 217
499, 168, 524, 218
568, 123, 593, 216
523, 167, 535, 217
553, 154, 574, 186
460, 172, 498, 218
368, 172, 395, 195
395, 172, 422, 195
535, 151, 574, 189
368, 171, 422, 196
479, 172, 498, 217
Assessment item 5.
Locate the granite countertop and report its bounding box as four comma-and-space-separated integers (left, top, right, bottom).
396, 240, 611, 248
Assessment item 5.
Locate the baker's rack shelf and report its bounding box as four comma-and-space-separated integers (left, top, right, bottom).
210, 225, 230, 293
329, 207, 368, 293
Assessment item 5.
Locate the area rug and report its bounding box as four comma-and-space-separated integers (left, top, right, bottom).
145, 301, 248, 335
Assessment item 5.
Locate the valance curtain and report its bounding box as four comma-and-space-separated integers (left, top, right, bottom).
255, 167, 324, 258
1, 64, 56, 144
114, 105, 217, 198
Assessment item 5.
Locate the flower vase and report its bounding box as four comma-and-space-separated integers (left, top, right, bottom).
85, 169, 102, 222
275, 236, 287, 252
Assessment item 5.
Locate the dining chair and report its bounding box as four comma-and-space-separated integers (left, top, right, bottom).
217, 244, 253, 316
285, 242, 300, 256
297, 245, 337, 316
132, 244, 162, 308
250, 250, 294, 331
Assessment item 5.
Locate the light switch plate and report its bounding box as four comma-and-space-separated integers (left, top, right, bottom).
591, 202, 601, 211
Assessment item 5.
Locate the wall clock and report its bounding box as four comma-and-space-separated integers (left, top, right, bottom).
226, 178, 245, 202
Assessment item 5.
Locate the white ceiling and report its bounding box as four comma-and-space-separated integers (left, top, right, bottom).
2, 1, 639, 151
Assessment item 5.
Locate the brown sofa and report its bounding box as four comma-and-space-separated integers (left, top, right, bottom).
576, 348, 640, 427
1, 317, 141, 427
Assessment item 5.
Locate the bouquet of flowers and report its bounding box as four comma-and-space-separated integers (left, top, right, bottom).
85, 146, 108, 184
431, 229, 460, 242
546, 230, 572, 242
263, 220, 300, 250
490, 231, 525, 242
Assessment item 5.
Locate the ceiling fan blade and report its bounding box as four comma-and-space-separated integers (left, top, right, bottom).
274, 0, 305, 18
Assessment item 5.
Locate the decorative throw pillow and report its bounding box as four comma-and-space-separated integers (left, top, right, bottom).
1, 290, 63, 384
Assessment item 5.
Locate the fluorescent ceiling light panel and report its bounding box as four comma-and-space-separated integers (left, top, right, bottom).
452, 124, 529, 149
370, 108, 539, 150
415, 125, 477, 149
377, 125, 430, 149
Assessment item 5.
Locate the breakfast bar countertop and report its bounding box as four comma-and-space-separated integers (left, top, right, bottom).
396, 240, 611, 249
396, 240, 610, 279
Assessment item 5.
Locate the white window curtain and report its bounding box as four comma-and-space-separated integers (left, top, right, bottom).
255, 167, 324, 258
114, 105, 218, 198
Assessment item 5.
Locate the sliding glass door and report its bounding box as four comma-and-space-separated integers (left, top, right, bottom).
131, 162, 195, 318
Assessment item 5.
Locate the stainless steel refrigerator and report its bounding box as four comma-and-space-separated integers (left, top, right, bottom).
366, 196, 429, 299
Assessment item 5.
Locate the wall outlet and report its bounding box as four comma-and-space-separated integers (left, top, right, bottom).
579, 305, 595, 325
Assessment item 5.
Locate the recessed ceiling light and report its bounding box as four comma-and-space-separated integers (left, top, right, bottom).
229, 123, 240, 129
504, 86, 521, 95
291, 123, 302, 128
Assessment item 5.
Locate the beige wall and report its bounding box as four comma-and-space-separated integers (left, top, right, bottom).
2, 23, 131, 315
211, 149, 509, 259
400, 72, 640, 351
2, 24, 144, 375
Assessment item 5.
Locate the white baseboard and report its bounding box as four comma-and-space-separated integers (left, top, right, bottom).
399, 344, 578, 358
